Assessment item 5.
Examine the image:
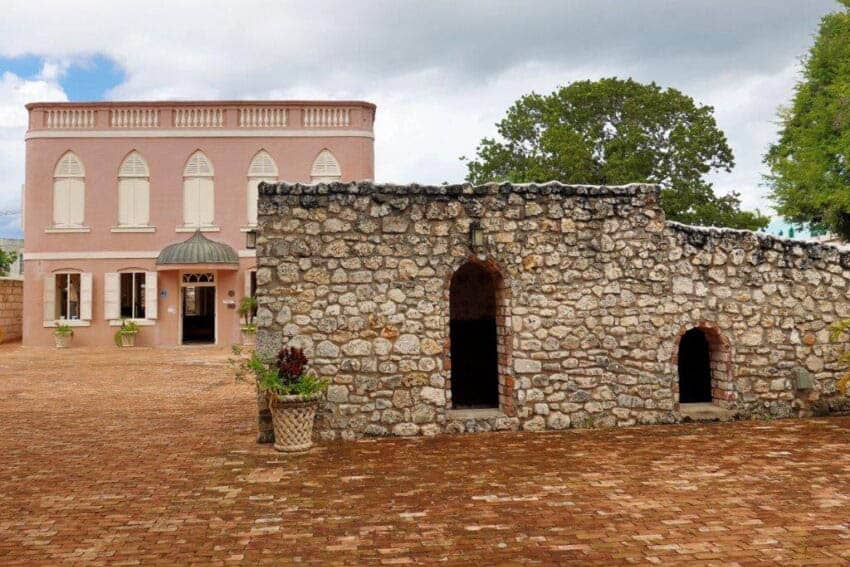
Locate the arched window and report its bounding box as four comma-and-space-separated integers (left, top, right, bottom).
117, 151, 150, 227
182, 151, 214, 227
246, 150, 278, 226
53, 151, 85, 227
310, 149, 341, 183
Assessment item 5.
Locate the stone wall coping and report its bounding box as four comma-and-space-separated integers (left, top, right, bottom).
0, 276, 23, 282
666, 221, 850, 262
259, 180, 660, 199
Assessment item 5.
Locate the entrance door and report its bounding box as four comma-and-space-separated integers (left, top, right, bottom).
182, 285, 215, 344
449, 262, 499, 409
678, 328, 712, 403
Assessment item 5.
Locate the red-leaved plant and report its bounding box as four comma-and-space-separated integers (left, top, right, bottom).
276, 346, 309, 386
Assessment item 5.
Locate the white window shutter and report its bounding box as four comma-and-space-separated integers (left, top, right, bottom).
145, 272, 158, 319
183, 178, 198, 225
199, 178, 214, 225
68, 179, 85, 225
80, 272, 93, 321
43, 276, 56, 322
244, 270, 253, 298
118, 179, 132, 225
135, 180, 150, 226
53, 179, 68, 225
104, 272, 120, 320
247, 179, 259, 226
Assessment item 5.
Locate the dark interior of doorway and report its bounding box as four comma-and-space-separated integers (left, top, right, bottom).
182, 286, 215, 344
678, 328, 712, 403
450, 262, 499, 409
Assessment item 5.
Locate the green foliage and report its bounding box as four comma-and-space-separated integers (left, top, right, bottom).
0, 249, 16, 276
53, 324, 73, 337
229, 345, 328, 398
114, 319, 139, 346
238, 296, 258, 330
830, 318, 850, 394
765, 3, 850, 239
464, 77, 768, 230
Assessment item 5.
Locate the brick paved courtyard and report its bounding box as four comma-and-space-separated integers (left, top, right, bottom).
1, 343, 850, 565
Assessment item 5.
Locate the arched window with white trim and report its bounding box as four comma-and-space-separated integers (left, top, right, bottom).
246, 150, 278, 226
117, 151, 150, 227
182, 151, 215, 227
53, 151, 85, 227
310, 149, 341, 183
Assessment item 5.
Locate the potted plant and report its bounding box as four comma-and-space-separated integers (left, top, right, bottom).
232, 344, 328, 453
53, 323, 73, 348
238, 296, 258, 346
114, 319, 140, 347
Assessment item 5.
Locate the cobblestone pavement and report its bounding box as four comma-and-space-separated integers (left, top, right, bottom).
1, 343, 850, 565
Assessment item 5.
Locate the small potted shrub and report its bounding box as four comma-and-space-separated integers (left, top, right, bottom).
114, 319, 140, 347
233, 344, 327, 453
238, 296, 258, 346
53, 323, 73, 348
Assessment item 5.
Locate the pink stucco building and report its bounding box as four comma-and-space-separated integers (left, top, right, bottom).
22, 100, 375, 346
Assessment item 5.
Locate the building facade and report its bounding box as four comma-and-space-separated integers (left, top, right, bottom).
23, 101, 375, 346
257, 181, 850, 440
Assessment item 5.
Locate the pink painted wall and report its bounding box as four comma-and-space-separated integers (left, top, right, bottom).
23, 101, 375, 346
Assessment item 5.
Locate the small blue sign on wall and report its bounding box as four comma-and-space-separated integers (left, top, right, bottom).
160, 289, 168, 298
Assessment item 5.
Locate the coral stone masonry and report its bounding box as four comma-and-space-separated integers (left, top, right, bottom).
257, 181, 850, 439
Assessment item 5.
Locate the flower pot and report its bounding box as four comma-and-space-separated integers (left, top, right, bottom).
120, 333, 137, 347
267, 392, 322, 453
54, 334, 71, 349
241, 328, 257, 346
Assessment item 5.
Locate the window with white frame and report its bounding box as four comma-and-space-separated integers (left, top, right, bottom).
182, 151, 215, 227
310, 149, 341, 183
247, 150, 278, 226
104, 271, 158, 321
43, 272, 92, 323
118, 152, 150, 226
53, 152, 85, 226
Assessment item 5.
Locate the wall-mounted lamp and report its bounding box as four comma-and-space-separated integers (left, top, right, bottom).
246, 230, 257, 250
469, 221, 485, 249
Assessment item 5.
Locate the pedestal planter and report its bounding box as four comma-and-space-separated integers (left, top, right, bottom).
268, 392, 322, 453
119, 333, 137, 347
54, 334, 72, 349
241, 328, 257, 346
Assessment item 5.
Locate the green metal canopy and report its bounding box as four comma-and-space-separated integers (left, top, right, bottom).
155, 231, 239, 268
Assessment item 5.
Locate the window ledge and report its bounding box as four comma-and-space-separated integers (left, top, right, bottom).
108, 319, 156, 327
45, 226, 91, 234
176, 225, 220, 233
43, 319, 91, 328
239, 226, 258, 233
111, 226, 156, 233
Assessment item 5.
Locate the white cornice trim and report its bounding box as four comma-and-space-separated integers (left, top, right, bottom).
26, 128, 374, 140
25, 250, 258, 260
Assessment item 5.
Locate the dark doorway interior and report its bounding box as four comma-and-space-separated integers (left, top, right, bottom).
182, 286, 215, 344
450, 262, 499, 409
678, 328, 712, 403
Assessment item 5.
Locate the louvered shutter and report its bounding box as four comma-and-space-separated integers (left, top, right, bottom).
43, 276, 55, 322
80, 273, 93, 320
104, 273, 120, 320
145, 272, 158, 319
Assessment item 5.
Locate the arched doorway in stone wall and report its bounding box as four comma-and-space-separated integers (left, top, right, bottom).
449, 261, 501, 409
675, 324, 732, 405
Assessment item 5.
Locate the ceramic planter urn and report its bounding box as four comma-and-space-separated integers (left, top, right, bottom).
267, 392, 322, 453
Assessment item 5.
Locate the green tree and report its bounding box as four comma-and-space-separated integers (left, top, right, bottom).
0, 249, 16, 276
765, 1, 850, 239
464, 77, 768, 230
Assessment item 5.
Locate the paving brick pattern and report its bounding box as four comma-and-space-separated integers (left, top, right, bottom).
1, 342, 849, 565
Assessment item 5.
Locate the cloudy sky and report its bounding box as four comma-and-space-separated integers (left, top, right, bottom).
0, 0, 839, 237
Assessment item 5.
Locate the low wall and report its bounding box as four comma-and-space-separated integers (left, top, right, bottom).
0, 277, 23, 343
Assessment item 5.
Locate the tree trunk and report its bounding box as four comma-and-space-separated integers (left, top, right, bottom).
256, 384, 274, 443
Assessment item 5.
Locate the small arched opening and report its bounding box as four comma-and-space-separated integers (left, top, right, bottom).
675, 324, 733, 405
449, 261, 502, 409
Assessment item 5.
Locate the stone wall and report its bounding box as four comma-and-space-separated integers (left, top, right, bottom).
0, 277, 23, 343
256, 181, 850, 440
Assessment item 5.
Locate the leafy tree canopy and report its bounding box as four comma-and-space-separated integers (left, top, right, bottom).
765, 2, 850, 238
464, 77, 768, 230
0, 249, 16, 276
